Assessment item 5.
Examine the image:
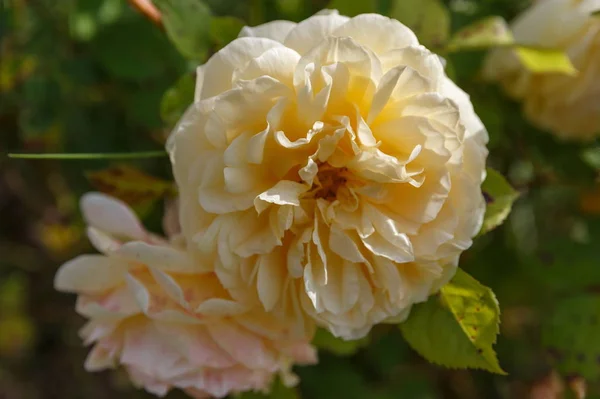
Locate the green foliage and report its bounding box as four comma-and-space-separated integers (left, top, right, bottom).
480, 168, 519, 235
312, 328, 370, 356
543, 294, 600, 380
277, 0, 303, 17
210, 16, 245, 49
69, 0, 124, 41
400, 269, 505, 374
160, 73, 195, 127
447, 16, 513, 52
0, 274, 34, 357
91, 17, 184, 81
297, 353, 372, 399
0, 274, 28, 311
582, 146, 600, 170
236, 378, 300, 399
327, 0, 377, 17
153, 0, 212, 60
518, 216, 600, 294
390, 0, 450, 48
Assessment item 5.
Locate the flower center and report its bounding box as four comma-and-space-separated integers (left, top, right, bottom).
310, 163, 350, 200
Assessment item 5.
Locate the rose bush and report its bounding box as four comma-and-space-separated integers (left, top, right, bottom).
168, 10, 488, 340
484, 0, 600, 140
54, 193, 316, 398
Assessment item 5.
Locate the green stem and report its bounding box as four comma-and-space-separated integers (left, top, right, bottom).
8, 151, 168, 160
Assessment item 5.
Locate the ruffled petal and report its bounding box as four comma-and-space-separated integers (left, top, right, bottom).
333, 14, 419, 54
239, 20, 297, 43
284, 13, 350, 55
200, 37, 284, 100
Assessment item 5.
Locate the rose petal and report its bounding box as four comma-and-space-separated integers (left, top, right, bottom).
239, 20, 298, 43
81, 192, 146, 241
55, 255, 126, 293
284, 13, 350, 55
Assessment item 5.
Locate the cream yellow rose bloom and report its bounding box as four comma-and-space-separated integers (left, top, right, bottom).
484, 0, 600, 139
55, 193, 316, 398
168, 10, 488, 339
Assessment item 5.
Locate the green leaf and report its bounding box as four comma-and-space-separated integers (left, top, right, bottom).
69, 12, 97, 42
153, 0, 212, 60
312, 328, 370, 356
91, 18, 183, 81
400, 269, 505, 374
390, 0, 451, 48
480, 168, 519, 235
542, 294, 600, 380
447, 16, 514, 52
235, 378, 299, 399
68, 0, 123, 42
582, 147, 600, 170
515, 46, 577, 75
276, 0, 302, 17
210, 16, 244, 50
97, 0, 123, 24
327, 0, 377, 17
160, 73, 195, 126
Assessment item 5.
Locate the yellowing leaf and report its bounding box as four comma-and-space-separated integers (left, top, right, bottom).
86, 165, 175, 212
312, 328, 370, 356
515, 47, 577, 75
447, 16, 514, 52
480, 168, 519, 235
400, 269, 505, 375
390, 0, 450, 48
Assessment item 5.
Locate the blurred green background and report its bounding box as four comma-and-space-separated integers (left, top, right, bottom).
2, 0, 600, 398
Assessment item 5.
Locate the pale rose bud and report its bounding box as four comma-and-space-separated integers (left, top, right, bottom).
167, 10, 488, 340
484, 0, 600, 140
55, 193, 316, 398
